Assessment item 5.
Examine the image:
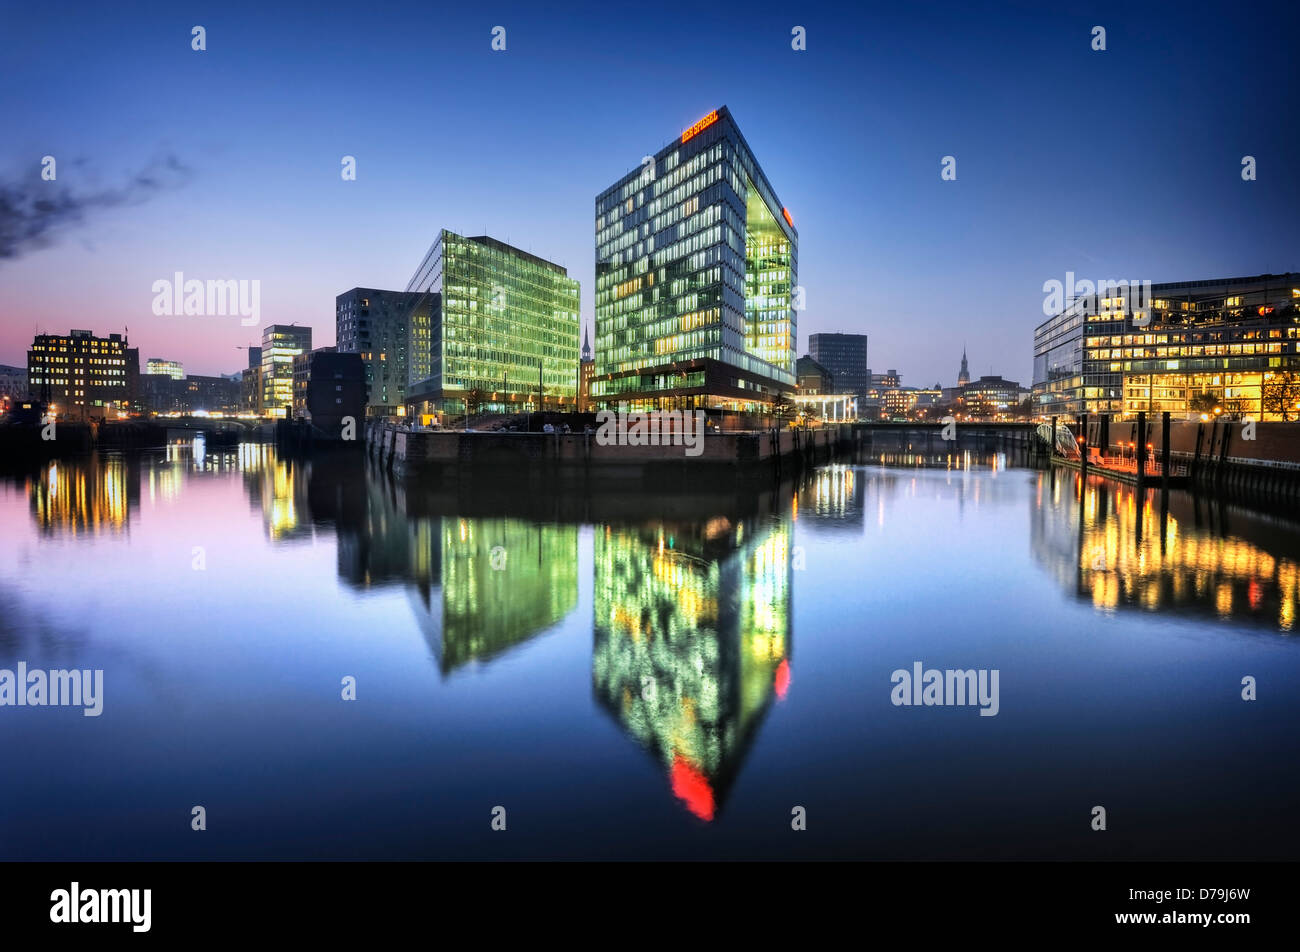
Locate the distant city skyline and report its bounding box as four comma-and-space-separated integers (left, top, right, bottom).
2, 1, 1296, 387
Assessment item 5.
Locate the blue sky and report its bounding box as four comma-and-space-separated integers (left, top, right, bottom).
1, 0, 1296, 385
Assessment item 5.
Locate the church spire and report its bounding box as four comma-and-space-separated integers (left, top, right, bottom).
581, 325, 592, 362
958, 345, 970, 387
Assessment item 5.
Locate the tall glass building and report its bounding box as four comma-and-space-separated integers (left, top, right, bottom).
261, 324, 312, 416
403, 230, 581, 423
808, 333, 868, 398
593, 106, 798, 413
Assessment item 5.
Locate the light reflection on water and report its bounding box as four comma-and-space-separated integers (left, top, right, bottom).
0, 445, 1297, 860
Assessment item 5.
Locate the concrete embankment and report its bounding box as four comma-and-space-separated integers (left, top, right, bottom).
366, 424, 849, 487
1083, 417, 1300, 503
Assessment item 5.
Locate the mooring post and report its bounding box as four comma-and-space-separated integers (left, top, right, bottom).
1136, 410, 1147, 484
1160, 411, 1171, 493
1191, 420, 1204, 486
1079, 413, 1088, 478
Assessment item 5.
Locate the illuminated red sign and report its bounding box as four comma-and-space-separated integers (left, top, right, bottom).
782, 207, 794, 227
681, 110, 719, 143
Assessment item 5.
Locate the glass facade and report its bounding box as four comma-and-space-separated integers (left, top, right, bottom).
808, 333, 868, 397
261, 324, 312, 416
1033, 274, 1300, 418
404, 231, 580, 420
593, 106, 797, 411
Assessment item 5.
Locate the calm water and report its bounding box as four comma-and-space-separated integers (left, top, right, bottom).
2, 442, 1298, 860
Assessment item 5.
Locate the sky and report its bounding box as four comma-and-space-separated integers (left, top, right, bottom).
1, 0, 1297, 386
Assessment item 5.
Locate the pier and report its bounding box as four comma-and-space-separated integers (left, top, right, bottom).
366, 422, 852, 485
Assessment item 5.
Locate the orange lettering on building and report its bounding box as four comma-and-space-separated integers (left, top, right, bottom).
681, 110, 720, 143
782, 207, 794, 227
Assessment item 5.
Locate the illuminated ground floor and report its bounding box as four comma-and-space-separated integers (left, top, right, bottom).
589, 357, 793, 415
404, 389, 579, 427
1121, 371, 1300, 420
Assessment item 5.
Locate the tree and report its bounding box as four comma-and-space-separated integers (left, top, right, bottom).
798, 401, 821, 427
1221, 397, 1251, 421
463, 388, 487, 422
770, 394, 796, 429
1261, 372, 1300, 422
1188, 391, 1219, 414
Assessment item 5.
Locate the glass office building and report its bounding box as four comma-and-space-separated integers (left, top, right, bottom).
403, 230, 580, 423
261, 324, 312, 417
593, 106, 798, 413
1032, 274, 1300, 418
808, 333, 868, 398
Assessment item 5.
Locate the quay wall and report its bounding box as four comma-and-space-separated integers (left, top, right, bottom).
366, 424, 849, 485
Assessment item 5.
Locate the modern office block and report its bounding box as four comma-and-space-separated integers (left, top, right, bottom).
593, 106, 797, 413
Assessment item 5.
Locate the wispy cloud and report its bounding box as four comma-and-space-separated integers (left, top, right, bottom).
0, 153, 192, 261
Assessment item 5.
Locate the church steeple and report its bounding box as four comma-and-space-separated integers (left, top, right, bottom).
581, 326, 592, 362
957, 346, 970, 387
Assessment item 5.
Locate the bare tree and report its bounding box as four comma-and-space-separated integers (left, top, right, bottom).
1261, 372, 1300, 421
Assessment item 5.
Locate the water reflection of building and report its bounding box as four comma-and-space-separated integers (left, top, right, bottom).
797, 464, 864, 530
428, 519, 578, 671
1031, 470, 1300, 630
331, 474, 580, 673
28, 455, 139, 534
592, 516, 792, 821
243, 451, 312, 542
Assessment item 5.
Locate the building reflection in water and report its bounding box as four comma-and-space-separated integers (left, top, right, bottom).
27, 454, 138, 535
238, 445, 313, 542
20, 440, 271, 537
328, 470, 580, 674
1032, 469, 1300, 631
421, 518, 579, 672
798, 464, 864, 530
592, 515, 792, 821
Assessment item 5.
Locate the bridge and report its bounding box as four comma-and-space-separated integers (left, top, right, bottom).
848, 421, 1042, 457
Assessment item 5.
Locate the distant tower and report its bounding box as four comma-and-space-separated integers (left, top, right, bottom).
578, 325, 595, 411
957, 346, 970, 387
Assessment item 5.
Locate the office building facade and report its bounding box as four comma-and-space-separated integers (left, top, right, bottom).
27, 330, 138, 420
261, 324, 312, 416
145, 358, 184, 380
403, 230, 580, 423
808, 333, 867, 397
0, 364, 27, 405
1032, 273, 1300, 419
796, 355, 833, 394
336, 288, 423, 418
593, 106, 797, 414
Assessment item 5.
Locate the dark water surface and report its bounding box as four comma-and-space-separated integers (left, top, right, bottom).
2, 442, 1297, 860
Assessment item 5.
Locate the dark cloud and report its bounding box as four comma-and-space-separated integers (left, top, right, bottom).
0, 152, 192, 261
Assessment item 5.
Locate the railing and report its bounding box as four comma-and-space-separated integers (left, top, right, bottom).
1086, 452, 1188, 477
